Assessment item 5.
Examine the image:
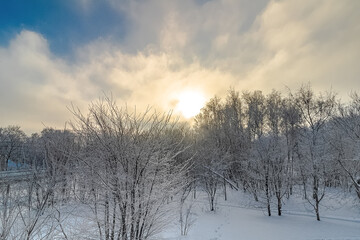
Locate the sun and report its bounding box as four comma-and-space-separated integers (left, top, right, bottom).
176, 90, 206, 118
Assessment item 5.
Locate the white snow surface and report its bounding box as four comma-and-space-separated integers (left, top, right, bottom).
158, 189, 360, 240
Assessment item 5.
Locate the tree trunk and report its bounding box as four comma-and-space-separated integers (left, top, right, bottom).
210, 196, 215, 211
313, 175, 321, 221
265, 176, 271, 216
223, 176, 227, 201
277, 195, 282, 216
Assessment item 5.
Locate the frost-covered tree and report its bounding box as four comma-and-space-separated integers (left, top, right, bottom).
70, 96, 190, 240
40, 128, 79, 202
0, 126, 26, 239
281, 95, 301, 196
266, 91, 288, 216
222, 89, 249, 191
332, 93, 360, 199
0, 126, 26, 171
15, 129, 78, 240
294, 85, 337, 221
243, 91, 273, 213
195, 97, 231, 210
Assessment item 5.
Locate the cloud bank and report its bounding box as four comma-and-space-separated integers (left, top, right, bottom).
0, 0, 359, 133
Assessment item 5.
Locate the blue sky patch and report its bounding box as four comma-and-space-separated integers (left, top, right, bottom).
0, 0, 128, 56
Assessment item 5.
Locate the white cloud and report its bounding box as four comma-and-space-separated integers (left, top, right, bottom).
0, 30, 236, 133
244, 0, 360, 93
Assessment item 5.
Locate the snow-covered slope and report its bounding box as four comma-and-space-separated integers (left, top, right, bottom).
159, 189, 360, 240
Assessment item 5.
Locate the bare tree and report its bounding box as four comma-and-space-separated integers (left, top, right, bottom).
14, 128, 77, 240
0, 126, 26, 239
332, 93, 360, 199
40, 128, 78, 203
0, 177, 20, 239
0, 126, 26, 171
195, 97, 231, 210
294, 85, 336, 221
70, 96, 190, 240
243, 91, 275, 215
266, 91, 288, 216
222, 89, 249, 193
281, 95, 301, 197
179, 182, 195, 236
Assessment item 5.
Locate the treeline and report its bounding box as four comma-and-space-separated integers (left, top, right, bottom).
0, 85, 360, 239
193, 85, 360, 221
0, 98, 191, 239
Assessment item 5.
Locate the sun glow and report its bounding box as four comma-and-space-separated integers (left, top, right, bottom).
176, 90, 206, 119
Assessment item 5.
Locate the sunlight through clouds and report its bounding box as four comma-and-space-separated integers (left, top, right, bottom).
0, 0, 360, 133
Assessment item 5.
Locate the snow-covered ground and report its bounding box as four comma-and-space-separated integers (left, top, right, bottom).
159, 189, 360, 240
11, 187, 359, 239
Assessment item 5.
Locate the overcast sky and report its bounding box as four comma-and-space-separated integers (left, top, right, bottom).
1, 0, 360, 134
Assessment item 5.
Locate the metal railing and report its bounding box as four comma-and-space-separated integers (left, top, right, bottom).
0, 168, 46, 182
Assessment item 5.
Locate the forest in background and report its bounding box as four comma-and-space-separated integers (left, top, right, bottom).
1, 84, 360, 239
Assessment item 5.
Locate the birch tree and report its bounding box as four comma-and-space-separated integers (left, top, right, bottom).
294, 85, 336, 221
332, 93, 360, 199
266, 91, 288, 216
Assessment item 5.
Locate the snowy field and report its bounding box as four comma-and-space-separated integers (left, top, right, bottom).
5, 187, 359, 239
159, 189, 360, 240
